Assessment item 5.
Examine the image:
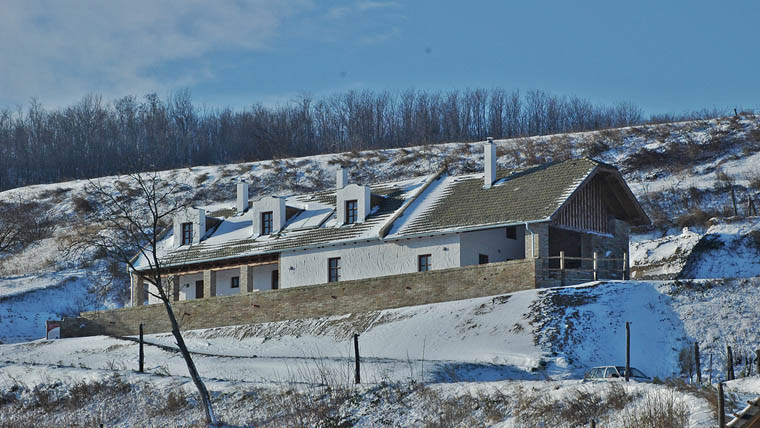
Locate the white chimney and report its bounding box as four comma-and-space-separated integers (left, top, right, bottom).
484, 137, 496, 189
236, 181, 249, 213
337, 168, 348, 189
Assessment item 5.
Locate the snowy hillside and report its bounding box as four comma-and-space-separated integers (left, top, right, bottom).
1, 114, 760, 344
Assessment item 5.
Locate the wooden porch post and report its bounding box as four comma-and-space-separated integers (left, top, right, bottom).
559, 251, 565, 287
593, 251, 598, 281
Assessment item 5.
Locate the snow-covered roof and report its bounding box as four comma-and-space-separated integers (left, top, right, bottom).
135, 157, 648, 271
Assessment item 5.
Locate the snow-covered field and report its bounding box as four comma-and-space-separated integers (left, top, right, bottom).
0, 279, 758, 426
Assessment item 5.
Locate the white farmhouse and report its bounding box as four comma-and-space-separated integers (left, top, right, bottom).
130, 142, 649, 306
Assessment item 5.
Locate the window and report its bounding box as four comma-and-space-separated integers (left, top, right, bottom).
181, 222, 193, 245
506, 226, 517, 240
271, 270, 279, 290
328, 257, 341, 282
479, 254, 489, 265
195, 280, 204, 299
231, 276, 239, 289
345, 200, 358, 224
418, 254, 431, 272
261, 211, 273, 235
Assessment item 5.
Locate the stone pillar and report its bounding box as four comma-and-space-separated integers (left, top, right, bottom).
524, 222, 549, 259
240, 265, 254, 294
131, 274, 145, 307
203, 269, 216, 298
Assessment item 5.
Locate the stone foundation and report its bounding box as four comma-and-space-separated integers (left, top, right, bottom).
60, 258, 539, 338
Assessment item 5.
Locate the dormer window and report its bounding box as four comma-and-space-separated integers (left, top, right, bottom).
181, 222, 193, 246
345, 200, 358, 224
261, 211, 273, 235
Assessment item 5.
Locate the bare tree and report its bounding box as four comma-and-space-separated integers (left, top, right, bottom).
69, 171, 218, 425
0, 198, 53, 255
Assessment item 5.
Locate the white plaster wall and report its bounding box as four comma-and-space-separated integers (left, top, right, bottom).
251, 263, 279, 291
280, 234, 461, 288
252, 196, 286, 235
172, 208, 206, 247
459, 226, 525, 266
178, 273, 203, 300
173, 264, 279, 300
214, 268, 245, 297
336, 183, 371, 224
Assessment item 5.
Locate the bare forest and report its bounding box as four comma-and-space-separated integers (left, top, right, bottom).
0, 88, 721, 191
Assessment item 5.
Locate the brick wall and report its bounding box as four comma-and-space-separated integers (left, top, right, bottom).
61, 258, 538, 338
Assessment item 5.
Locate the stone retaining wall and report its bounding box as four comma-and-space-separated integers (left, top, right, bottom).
60, 258, 538, 338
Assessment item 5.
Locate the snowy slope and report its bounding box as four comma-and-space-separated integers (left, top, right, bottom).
0, 279, 758, 427
1, 280, 756, 383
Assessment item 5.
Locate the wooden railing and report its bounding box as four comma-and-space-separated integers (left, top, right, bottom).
542, 251, 628, 286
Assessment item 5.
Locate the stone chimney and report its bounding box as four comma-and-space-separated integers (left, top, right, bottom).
236, 180, 249, 213
337, 168, 348, 189
484, 137, 496, 189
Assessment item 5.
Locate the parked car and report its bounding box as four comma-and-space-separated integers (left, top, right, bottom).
584, 366, 651, 382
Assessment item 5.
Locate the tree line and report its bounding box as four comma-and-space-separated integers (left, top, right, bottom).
0, 88, 721, 191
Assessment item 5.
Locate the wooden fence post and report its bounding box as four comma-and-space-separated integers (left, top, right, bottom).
695, 342, 701, 384
559, 251, 565, 286
718, 382, 726, 428
354, 333, 361, 384
592, 252, 598, 281
139, 323, 144, 373
625, 321, 630, 382
727, 345, 735, 381
710, 353, 713, 385
756, 349, 760, 375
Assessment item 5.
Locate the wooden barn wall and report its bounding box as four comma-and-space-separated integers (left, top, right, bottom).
553, 176, 608, 234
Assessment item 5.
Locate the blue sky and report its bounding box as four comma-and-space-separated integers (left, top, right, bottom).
2, 1, 759, 115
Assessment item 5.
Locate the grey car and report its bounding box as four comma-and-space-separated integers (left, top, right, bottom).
584, 366, 651, 382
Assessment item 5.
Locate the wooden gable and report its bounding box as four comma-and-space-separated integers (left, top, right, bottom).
551, 165, 649, 234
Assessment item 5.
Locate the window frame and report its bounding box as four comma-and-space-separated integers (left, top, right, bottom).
418, 254, 432, 272
181, 222, 193, 245
328, 257, 341, 282
345, 199, 358, 224
261, 211, 273, 235
231, 276, 240, 289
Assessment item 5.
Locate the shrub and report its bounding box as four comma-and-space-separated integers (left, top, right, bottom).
71, 195, 94, 214
619, 391, 689, 428
675, 208, 715, 229
194, 172, 210, 186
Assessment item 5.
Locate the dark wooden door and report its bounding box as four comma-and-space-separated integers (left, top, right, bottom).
195, 280, 204, 299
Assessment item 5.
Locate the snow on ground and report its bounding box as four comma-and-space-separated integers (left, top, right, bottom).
2, 280, 757, 383
631, 217, 760, 279
0, 279, 757, 426
0, 273, 96, 344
